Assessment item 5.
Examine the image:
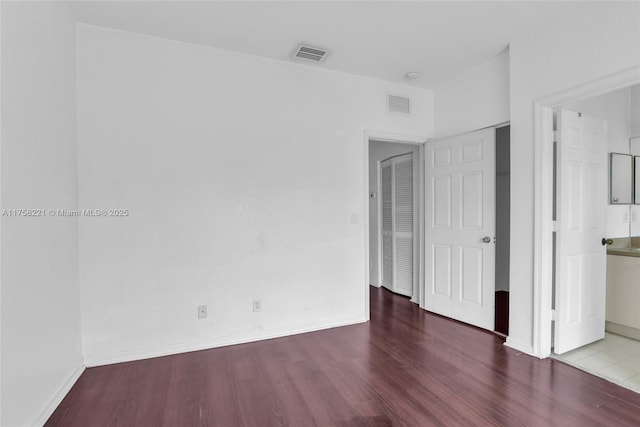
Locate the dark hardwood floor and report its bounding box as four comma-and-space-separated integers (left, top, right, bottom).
47, 287, 640, 426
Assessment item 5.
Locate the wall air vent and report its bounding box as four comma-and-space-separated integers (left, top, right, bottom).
388, 94, 411, 115
293, 44, 329, 63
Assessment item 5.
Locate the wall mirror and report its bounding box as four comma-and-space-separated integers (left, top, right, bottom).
610, 153, 633, 204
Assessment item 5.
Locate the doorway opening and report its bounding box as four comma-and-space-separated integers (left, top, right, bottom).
366, 127, 511, 336
533, 68, 640, 360
368, 138, 422, 304
548, 84, 640, 392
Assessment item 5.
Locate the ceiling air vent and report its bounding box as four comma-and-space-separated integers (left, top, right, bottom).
293, 44, 329, 63
388, 94, 411, 115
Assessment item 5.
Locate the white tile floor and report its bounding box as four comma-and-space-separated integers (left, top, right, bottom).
553, 332, 640, 393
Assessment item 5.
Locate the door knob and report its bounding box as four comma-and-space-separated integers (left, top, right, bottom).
482, 236, 492, 243
601, 238, 614, 246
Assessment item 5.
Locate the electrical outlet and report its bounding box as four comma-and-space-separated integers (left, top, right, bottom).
252, 298, 262, 312
198, 305, 207, 319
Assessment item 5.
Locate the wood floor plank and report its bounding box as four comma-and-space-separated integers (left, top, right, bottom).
46, 287, 640, 426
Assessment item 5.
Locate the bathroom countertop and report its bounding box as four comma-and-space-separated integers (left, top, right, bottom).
607, 247, 640, 257
606, 236, 640, 257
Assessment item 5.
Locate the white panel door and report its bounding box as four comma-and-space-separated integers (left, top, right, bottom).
425, 128, 495, 330
380, 154, 413, 297
554, 110, 607, 354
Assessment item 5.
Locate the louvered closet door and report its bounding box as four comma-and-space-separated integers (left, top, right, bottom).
380, 154, 414, 297
381, 161, 394, 290
393, 155, 413, 296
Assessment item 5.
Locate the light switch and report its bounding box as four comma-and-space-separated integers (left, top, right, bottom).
350, 213, 359, 224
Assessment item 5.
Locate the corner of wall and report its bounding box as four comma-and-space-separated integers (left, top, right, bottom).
33, 361, 85, 426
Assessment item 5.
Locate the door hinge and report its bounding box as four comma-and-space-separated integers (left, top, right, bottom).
551, 309, 556, 321
551, 220, 558, 232
553, 130, 559, 143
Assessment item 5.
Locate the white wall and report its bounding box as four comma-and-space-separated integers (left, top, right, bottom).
77, 24, 434, 365
368, 140, 419, 287
564, 88, 631, 239
1, 2, 83, 426
508, 2, 640, 354
434, 51, 510, 138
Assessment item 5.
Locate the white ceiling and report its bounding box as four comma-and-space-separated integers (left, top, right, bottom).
66, 1, 600, 89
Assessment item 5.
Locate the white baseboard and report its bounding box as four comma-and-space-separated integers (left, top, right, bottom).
606, 321, 640, 341
33, 360, 85, 426
85, 315, 368, 367
504, 337, 535, 357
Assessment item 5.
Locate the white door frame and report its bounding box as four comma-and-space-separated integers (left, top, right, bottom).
363, 131, 428, 319
532, 67, 640, 358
